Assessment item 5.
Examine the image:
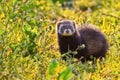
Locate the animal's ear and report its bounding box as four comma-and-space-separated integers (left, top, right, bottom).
56, 18, 64, 27
72, 21, 77, 28
56, 20, 62, 33
56, 21, 61, 28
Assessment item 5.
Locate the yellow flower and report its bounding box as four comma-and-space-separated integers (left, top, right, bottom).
6, 47, 12, 56
0, 12, 5, 18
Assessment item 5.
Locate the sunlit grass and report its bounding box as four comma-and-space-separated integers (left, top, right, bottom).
0, 0, 120, 80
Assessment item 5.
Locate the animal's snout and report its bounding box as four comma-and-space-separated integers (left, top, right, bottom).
66, 30, 69, 33
63, 29, 72, 36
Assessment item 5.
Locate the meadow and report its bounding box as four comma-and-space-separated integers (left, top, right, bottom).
0, 0, 120, 80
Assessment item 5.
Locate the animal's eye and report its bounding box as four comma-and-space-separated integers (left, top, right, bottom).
62, 26, 66, 27
68, 26, 72, 29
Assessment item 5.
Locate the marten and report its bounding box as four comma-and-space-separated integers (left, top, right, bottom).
56, 20, 108, 62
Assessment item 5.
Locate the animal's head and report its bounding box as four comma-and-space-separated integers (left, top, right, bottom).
56, 20, 77, 36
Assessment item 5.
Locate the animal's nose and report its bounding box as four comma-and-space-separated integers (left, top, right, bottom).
66, 30, 69, 33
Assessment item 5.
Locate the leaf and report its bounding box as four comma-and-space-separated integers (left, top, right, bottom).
0, 0, 2, 3
23, 25, 32, 35
48, 59, 59, 75
59, 66, 73, 80
32, 26, 38, 34
28, 33, 36, 41
0, 27, 4, 35
21, 5, 29, 11
77, 44, 85, 50
21, 3, 35, 11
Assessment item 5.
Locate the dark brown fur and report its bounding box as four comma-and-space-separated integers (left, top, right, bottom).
57, 20, 108, 62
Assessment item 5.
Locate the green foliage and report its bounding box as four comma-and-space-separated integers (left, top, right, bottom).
0, 27, 4, 35
0, 0, 120, 80
59, 65, 73, 80
48, 59, 59, 75
47, 59, 73, 80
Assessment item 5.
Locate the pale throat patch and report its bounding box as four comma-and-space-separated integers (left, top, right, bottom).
58, 24, 76, 36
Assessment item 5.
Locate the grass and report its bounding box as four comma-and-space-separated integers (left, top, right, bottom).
0, 0, 120, 80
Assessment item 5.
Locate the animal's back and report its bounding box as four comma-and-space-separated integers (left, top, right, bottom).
77, 24, 108, 59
